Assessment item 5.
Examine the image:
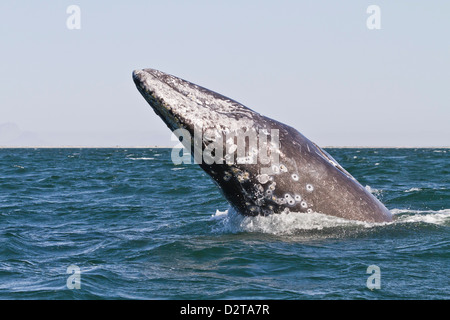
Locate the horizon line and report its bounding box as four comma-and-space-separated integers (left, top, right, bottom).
0, 145, 449, 149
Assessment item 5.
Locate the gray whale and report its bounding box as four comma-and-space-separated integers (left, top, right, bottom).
133, 68, 392, 223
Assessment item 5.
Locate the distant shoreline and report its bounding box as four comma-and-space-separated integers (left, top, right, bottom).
0, 146, 449, 149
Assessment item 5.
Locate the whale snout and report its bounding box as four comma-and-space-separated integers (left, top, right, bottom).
132, 69, 153, 92
132, 69, 163, 94
133, 68, 196, 133
132, 69, 143, 86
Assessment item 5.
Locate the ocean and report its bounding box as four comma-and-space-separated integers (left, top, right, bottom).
0, 147, 448, 300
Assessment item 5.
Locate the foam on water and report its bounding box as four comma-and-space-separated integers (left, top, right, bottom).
365, 185, 382, 196
127, 157, 155, 161
210, 207, 450, 235
210, 208, 375, 235
403, 187, 422, 193
391, 208, 450, 225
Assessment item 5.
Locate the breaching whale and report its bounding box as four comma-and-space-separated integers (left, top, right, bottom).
132, 68, 392, 223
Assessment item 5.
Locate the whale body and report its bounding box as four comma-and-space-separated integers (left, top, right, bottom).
133, 68, 392, 223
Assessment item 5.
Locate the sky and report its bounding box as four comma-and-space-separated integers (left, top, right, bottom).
0, 0, 449, 147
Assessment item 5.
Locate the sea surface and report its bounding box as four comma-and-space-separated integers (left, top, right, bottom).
0, 148, 448, 300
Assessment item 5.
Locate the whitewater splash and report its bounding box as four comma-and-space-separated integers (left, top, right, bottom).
210, 208, 450, 235
391, 208, 450, 225
128, 157, 155, 161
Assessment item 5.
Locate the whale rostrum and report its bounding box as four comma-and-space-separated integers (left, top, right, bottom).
133, 68, 393, 223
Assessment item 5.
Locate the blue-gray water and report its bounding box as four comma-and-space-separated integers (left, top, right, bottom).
0, 148, 448, 299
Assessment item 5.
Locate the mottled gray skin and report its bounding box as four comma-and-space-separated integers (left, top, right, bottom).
133, 68, 392, 223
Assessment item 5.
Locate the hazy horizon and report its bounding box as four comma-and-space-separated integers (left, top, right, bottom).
1, 1, 449, 148
0, 121, 448, 148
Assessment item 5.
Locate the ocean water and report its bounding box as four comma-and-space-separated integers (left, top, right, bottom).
0, 148, 448, 300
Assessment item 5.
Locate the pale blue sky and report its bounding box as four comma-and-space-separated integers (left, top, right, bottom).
0, 1, 449, 147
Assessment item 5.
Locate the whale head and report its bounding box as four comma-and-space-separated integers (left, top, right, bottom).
133, 68, 393, 222
132, 68, 258, 135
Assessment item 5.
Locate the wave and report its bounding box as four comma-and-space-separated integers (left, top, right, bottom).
403, 187, 422, 193
391, 208, 450, 225
210, 208, 374, 235
127, 157, 155, 161
365, 185, 382, 196
210, 208, 450, 235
